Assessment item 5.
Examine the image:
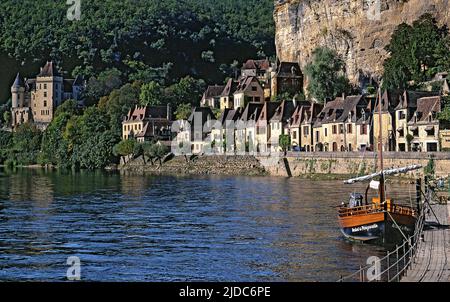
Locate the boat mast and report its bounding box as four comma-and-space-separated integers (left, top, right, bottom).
377, 87, 385, 205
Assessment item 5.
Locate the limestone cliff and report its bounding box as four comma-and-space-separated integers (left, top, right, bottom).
274, 0, 450, 87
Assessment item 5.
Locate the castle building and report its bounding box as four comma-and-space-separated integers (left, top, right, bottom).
10, 61, 85, 130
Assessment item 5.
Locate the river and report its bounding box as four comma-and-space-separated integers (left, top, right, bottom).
0, 168, 418, 281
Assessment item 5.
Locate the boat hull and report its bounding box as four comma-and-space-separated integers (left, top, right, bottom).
339, 212, 416, 245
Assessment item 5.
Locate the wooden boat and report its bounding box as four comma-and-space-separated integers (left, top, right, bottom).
338, 166, 420, 244
338, 88, 421, 245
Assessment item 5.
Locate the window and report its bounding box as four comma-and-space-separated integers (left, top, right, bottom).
332, 125, 337, 134
303, 126, 309, 136
293, 131, 297, 140
398, 111, 406, 120
347, 124, 352, 134
339, 124, 344, 134
44, 84, 47, 89
254, 97, 260, 102
43, 100, 47, 107
325, 128, 328, 137
44, 91, 47, 97
360, 124, 367, 135
252, 86, 257, 92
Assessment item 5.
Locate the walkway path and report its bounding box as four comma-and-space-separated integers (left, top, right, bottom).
402, 203, 450, 282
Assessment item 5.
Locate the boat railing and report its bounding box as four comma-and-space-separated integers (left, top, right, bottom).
339, 203, 417, 218
337, 205, 426, 282
338, 204, 384, 217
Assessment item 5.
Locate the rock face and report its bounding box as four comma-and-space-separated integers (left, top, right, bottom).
274, 0, 450, 87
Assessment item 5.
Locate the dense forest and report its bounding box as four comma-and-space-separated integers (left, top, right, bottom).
0, 0, 275, 169
0, 0, 275, 102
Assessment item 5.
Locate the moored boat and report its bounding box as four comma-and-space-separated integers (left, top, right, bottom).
338, 87, 421, 245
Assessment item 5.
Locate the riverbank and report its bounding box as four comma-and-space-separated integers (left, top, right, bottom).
120, 152, 450, 179
120, 155, 268, 177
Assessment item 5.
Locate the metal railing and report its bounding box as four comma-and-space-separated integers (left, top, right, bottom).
338, 207, 426, 282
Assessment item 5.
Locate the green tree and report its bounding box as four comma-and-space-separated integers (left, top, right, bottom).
113, 139, 137, 164
279, 134, 291, 156
305, 47, 351, 103
174, 103, 192, 120
166, 76, 206, 107
11, 123, 42, 165
139, 81, 163, 106
383, 14, 450, 90
3, 111, 11, 127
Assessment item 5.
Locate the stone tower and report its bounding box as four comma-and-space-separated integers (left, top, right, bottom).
32, 61, 64, 125
11, 73, 25, 109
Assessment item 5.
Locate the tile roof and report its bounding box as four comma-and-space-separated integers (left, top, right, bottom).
38, 61, 61, 77
408, 96, 441, 124
314, 95, 367, 126
203, 85, 225, 100
256, 101, 279, 126
270, 100, 296, 123
275, 62, 302, 78
220, 78, 239, 97
239, 103, 264, 122
124, 105, 171, 122
395, 90, 439, 110
12, 73, 25, 88
234, 76, 261, 94
242, 59, 271, 71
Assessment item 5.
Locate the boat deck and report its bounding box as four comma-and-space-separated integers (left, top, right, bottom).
401, 203, 450, 282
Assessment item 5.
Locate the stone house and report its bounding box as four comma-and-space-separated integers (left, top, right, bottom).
394, 91, 439, 152
372, 90, 402, 152
235, 103, 264, 153
255, 101, 279, 153
299, 102, 323, 152
268, 100, 296, 152
219, 79, 238, 110
313, 95, 368, 152
210, 108, 241, 154
122, 105, 172, 142
407, 96, 442, 152
270, 61, 303, 99
200, 85, 225, 109
10, 61, 85, 130
241, 59, 272, 99
233, 76, 265, 109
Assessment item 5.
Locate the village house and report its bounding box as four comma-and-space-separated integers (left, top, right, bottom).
372, 90, 402, 152
289, 101, 323, 152
269, 100, 296, 152
313, 95, 368, 152
219, 79, 238, 110
407, 96, 442, 152
255, 101, 279, 153
270, 61, 303, 99
122, 105, 172, 143
241, 59, 272, 100
181, 107, 215, 154
10, 61, 85, 130
211, 108, 242, 154
233, 76, 265, 109
235, 103, 264, 153
394, 91, 439, 152
200, 85, 225, 109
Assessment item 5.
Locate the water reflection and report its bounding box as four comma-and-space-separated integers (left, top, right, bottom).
0, 168, 417, 281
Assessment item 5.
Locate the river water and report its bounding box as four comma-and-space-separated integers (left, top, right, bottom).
0, 168, 417, 281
